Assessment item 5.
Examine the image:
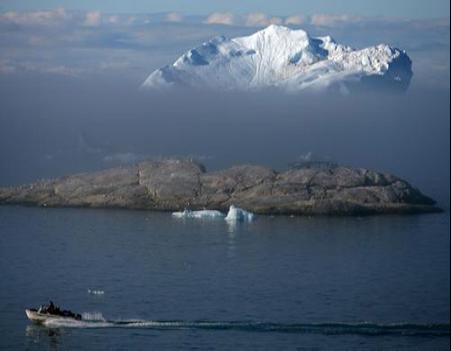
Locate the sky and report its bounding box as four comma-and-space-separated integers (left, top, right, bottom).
0, 0, 450, 19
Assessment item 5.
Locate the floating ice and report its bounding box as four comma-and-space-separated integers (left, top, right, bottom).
172, 206, 254, 222
225, 205, 255, 222
88, 289, 105, 295
172, 205, 254, 222
172, 209, 225, 219
142, 25, 412, 92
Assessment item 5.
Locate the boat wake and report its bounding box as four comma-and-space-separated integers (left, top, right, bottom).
42, 316, 449, 337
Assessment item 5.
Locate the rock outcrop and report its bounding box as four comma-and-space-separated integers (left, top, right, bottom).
0, 160, 440, 215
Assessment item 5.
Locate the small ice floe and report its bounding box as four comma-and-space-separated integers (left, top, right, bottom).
225, 205, 254, 222
88, 289, 105, 295
172, 209, 225, 219
172, 206, 255, 222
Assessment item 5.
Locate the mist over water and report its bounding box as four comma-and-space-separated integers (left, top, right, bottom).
0, 16, 449, 207
0, 74, 449, 207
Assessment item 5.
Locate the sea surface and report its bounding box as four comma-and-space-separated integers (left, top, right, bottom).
0, 206, 449, 350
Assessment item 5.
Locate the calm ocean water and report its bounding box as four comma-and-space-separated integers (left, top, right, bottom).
0, 206, 449, 350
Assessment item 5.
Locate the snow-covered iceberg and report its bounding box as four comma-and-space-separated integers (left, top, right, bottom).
142, 25, 412, 93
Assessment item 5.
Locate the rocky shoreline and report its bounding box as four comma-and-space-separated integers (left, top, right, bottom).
0, 159, 441, 216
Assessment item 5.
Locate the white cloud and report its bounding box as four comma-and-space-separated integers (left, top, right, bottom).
205, 12, 235, 26
0, 7, 69, 26
245, 13, 282, 27
269, 17, 283, 25
310, 14, 362, 27
108, 15, 119, 24
166, 12, 184, 23
245, 13, 267, 26
285, 15, 306, 26
0, 8, 448, 84
83, 11, 102, 27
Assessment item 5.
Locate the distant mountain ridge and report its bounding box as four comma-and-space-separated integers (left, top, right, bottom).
142, 25, 413, 93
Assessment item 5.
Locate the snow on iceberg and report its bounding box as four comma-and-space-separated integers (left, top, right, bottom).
225, 205, 255, 222
172, 209, 225, 219
142, 25, 412, 93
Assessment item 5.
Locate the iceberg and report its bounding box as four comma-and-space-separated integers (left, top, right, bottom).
225, 205, 255, 222
142, 25, 412, 93
88, 289, 105, 295
172, 209, 225, 219
172, 206, 255, 222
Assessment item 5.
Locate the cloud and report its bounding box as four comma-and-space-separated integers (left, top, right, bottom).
0, 7, 69, 26
83, 11, 102, 27
0, 8, 448, 91
107, 15, 119, 24
0, 59, 83, 76
165, 12, 184, 23
310, 14, 363, 27
20, 62, 82, 76
205, 12, 236, 26
285, 15, 306, 26
245, 13, 282, 27
203, 11, 306, 27
0, 59, 15, 74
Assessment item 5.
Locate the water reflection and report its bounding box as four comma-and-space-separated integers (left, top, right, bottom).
26, 325, 63, 350
226, 221, 237, 258
226, 220, 237, 235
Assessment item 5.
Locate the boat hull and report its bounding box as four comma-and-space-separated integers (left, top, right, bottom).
25, 309, 80, 323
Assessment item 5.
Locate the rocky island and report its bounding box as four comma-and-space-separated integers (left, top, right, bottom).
0, 159, 441, 215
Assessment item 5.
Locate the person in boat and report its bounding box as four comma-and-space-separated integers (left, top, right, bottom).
33, 301, 81, 319
47, 301, 56, 314
41, 301, 61, 315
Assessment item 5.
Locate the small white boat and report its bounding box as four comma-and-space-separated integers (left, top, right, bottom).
25, 308, 82, 323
